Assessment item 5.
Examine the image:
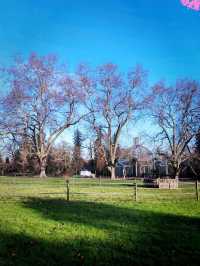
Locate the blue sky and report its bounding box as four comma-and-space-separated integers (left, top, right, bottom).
0, 0, 199, 83
0, 0, 199, 148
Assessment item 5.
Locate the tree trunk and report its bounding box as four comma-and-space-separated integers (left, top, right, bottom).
175, 168, 180, 180
111, 166, 115, 180
171, 160, 179, 179
173, 167, 180, 179
39, 157, 47, 178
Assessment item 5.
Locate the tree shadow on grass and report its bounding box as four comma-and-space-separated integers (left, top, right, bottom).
0, 198, 200, 266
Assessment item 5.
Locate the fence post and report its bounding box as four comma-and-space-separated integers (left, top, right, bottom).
134, 182, 138, 202
66, 179, 70, 201
195, 180, 199, 201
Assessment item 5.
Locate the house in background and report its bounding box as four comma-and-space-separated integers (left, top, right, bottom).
132, 137, 153, 177
115, 137, 153, 178
152, 152, 171, 177
115, 138, 170, 178
115, 158, 136, 178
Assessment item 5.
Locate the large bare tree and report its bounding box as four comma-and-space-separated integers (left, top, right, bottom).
2, 53, 87, 177
151, 79, 200, 178
80, 63, 147, 179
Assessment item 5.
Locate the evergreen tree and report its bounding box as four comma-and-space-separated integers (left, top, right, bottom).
72, 129, 83, 175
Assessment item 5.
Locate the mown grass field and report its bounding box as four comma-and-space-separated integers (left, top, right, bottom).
0, 176, 199, 266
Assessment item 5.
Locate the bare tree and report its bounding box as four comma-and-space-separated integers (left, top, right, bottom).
2, 53, 87, 177
81, 63, 147, 179
151, 79, 200, 178
46, 141, 73, 176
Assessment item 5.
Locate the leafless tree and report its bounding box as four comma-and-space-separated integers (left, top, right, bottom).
2, 53, 88, 177
151, 79, 200, 178
80, 63, 148, 179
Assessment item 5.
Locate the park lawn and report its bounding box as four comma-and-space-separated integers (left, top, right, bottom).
0, 177, 199, 266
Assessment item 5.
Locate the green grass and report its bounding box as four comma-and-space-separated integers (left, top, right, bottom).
0, 177, 199, 266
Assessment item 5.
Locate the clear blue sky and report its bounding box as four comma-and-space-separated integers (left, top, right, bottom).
0, 0, 199, 148
0, 0, 200, 83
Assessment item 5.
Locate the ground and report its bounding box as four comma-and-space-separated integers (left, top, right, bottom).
0, 177, 199, 266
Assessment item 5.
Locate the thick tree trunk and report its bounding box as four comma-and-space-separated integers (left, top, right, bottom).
175, 168, 180, 180
171, 159, 180, 179
39, 157, 47, 178
108, 165, 116, 179
173, 167, 180, 179
110, 166, 115, 180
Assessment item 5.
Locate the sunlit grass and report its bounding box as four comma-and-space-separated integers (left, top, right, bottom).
0, 176, 199, 265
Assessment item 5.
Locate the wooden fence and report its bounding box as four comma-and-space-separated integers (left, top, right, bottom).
0, 177, 199, 202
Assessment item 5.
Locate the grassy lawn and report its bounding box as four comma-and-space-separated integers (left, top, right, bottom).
0, 177, 199, 266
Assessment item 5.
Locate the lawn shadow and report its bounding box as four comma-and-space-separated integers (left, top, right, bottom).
0, 198, 200, 266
